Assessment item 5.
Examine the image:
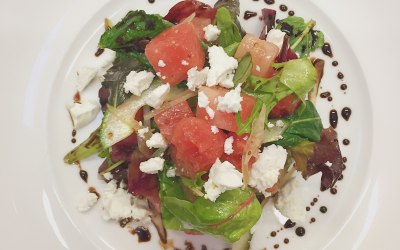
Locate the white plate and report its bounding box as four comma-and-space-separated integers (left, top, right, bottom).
1, 0, 399, 249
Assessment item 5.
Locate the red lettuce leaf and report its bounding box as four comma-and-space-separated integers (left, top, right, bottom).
307, 127, 344, 191
259, 9, 276, 39
164, 0, 217, 24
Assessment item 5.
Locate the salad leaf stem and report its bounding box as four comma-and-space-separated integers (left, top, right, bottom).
99, 160, 125, 175
64, 128, 103, 164
290, 19, 316, 51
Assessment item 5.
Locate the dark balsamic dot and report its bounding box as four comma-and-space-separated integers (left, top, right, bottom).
343, 157, 347, 162
342, 164, 347, 170
328, 96, 333, 102
279, 4, 288, 11
311, 202, 315, 206
270, 231, 277, 237
284, 219, 296, 228
343, 139, 350, 145
284, 238, 289, 244
72, 129, 77, 137
320, 206, 328, 213
330, 188, 338, 195
338, 174, 344, 181
332, 61, 338, 66
95, 48, 104, 57
313, 198, 318, 203
265, 0, 275, 4
337, 72, 344, 79
79, 170, 88, 183
274, 244, 280, 249
310, 218, 316, 223
341, 107, 352, 121
71, 138, 77, 143
340, 84, 347, 90
288, 10, 295, 16
306, 206, 310, 211
295, 227, 306, 237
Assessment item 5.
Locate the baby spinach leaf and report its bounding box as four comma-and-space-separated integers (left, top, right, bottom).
275, 100, 323, 147
216, 7, 242, 48
233, 53, 252, 86
159, 165, 261, 243
277, 16, 325, 58
181, 172, 207, 196
99, 10, 172, 50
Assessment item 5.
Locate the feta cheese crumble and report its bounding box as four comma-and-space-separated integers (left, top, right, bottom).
211, 125, 219, 134
275, 177, 306, 222
205, 106, 215, 119
255, 65, 261, 72
204, 159, 243, 202
249, 145, 288, 197
145, 83, 170, 108
101, 180, 148, 221
198, 91, 210, 108
124, 71, 155, 96
276, 120, 285, 127
267, 122, 275, 128
224, 136, 234, 155
139, 157, 165, 174
69, 101, 100, 129
325, 161, 333, 167
77, 192, 98, 212
76, 67, 97, 92
146, 133, 168, 149
94, 48, 116, 69
181, 60, 189, 66
266, 29, 286, 51
103, 172, 113, 181
166, 168, 176, 178
203, 24, 221, 42
206, 46, 238, 88
137, 127, 149, 139
158, 60, 166, 67
217, 84, 243, 113
186, 67, 209, 91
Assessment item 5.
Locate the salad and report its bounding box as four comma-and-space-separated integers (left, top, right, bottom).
65, 0, 344, 247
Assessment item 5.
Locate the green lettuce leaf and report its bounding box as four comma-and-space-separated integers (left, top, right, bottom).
216, 7, 242, 48
233, 53, 252, 86
275, 100, 323, 147
235, 59, 316, 135
63, 128, 103, 164
99, 10, 172, 50
277, 16, 324, 58
159, 165, 262, 243
181, 172, 207, 196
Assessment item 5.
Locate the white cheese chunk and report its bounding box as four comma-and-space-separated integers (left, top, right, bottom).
166, 168, 176, 178
205, 106, 215, 119
77, 192, 98, 212
76, 67, 97, 92
224, 136, 234, 155
137, 127, 149, 139
255, 65, 261, 72
217, 84, 243, 113
145, 83, 170, 108
139, 157, 165, 174
186, 67, 209, 91
101, 180, 148, 221
204, 159, 243, 202
181, 60, 189, 66
325, 161, 333, 167
206, 46, 238, 88
249, 145, 287, 197
203, 24, 221, 42
275, 120, 285, 127
267, 122, 275, 128
69, 101, 100, 129
124, 71, 155, 96
94, 48, 116, 69
103, 172, 113, 181
146, 133, 168, 149
275, 176, 306, 222
158, 60, 166, 67
211, 125, 219, 134
198, 91, 210, 108
266, 29, 286, 51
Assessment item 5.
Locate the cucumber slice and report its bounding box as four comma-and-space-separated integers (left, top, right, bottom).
99, 81, 162, 148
